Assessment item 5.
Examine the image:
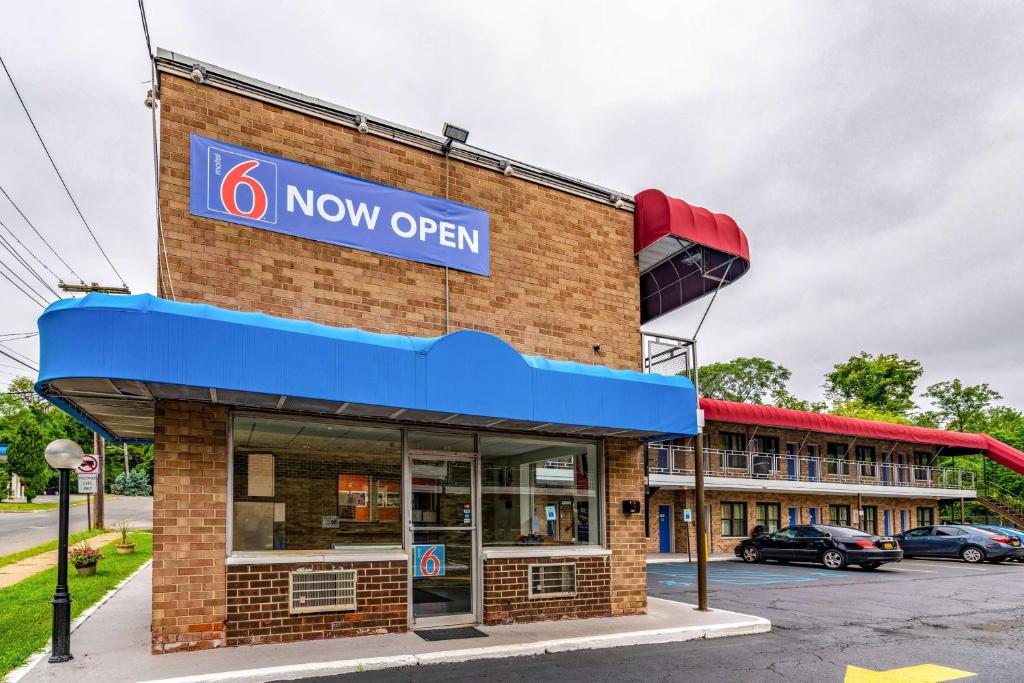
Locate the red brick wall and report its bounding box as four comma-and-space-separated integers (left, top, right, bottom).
482, 556, 611, 625
152, 401, 229, 653
226, 561, 407, 645
605, 439, 646, 616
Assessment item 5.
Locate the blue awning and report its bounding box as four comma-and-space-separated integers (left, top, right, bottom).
35, 294, 697, 443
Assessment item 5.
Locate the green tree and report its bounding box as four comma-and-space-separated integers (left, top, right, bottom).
922, 379, 1002, 433
6, 416, 50, 502
829, 400, 913, 425
824, 352, 923, 416
697, 357, 794, 405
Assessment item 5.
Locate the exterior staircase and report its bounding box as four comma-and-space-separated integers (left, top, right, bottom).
976, 482, 1024, 528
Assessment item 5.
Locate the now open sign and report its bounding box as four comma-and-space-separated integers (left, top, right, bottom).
189, 134, 491, 275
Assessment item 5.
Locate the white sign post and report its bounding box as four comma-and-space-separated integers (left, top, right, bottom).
76, 454, 100, 526
77, 474, 98, 494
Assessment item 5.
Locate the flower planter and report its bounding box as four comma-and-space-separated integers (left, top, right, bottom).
75, 563, 97, 576
116, 543, 135, 555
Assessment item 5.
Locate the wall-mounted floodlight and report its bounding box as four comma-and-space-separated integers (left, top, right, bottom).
442, 123, 470, 153
356, 115, 369, 134
189, 65, 206, 84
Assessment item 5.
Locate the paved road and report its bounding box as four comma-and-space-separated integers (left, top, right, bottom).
0, 495, 152, 555
296, 557, 1024, 682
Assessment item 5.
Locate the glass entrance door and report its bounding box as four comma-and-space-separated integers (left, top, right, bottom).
408, 453, 477, 627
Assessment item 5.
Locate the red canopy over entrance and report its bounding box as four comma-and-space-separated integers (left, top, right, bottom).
700, 398, 1024, 476
634, 190, 751, 323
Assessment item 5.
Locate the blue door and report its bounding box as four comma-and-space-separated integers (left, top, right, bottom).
658, 505, 671, 553
883, 510, 890, 536
882, 459, 890, 485
808, 508, 818, 525
786, 444, 797, 480
788, 507, 798, 527
900, 510, 906, 532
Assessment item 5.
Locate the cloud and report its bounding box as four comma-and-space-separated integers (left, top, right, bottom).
1, 1, 1022, 411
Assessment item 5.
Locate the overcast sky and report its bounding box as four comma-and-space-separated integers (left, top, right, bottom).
0, 2, 1022, 410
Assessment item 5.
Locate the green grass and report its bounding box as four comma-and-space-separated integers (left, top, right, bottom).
0, 531, 152, 678
0, 499, 89, 512
0, 528, 109, 570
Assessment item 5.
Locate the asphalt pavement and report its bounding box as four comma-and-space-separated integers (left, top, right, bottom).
295, 557, 1024, 682
0, 495, 152, 555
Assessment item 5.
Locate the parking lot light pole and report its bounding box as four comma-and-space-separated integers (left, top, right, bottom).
44, 439, 86, 663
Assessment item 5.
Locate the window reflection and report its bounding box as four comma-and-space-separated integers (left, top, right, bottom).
480, 437, 599, 546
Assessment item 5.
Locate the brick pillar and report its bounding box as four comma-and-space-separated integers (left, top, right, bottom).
152, 400, 229, 653
605, 438, 646, 616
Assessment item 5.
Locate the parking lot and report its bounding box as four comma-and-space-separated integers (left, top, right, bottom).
346, 557, 1024, 682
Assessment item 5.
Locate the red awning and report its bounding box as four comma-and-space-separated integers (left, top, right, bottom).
634, 190, 751, 323
635, 190, 750, 262
699, 398, 1024, 475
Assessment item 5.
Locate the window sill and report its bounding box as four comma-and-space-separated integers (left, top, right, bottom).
481, 546, 611, 560
226, 550, 407, 566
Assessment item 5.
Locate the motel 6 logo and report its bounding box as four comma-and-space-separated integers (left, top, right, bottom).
206, 145, 278, 224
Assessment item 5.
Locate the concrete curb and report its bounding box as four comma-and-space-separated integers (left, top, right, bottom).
135, 602, 770, 683
5, 559, 154, 683
646, 556, 735, 564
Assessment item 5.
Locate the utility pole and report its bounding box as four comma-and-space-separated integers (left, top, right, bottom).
123, 443, 130, 477
92, 433, 104, 529
692, 342, 709, 612
58, 282, 131, 295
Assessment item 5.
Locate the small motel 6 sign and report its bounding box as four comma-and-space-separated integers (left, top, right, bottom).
413, 544, 445, 577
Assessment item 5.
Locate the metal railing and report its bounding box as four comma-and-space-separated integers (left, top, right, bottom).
649, 445, 976, 491
977, 480, 1024, 520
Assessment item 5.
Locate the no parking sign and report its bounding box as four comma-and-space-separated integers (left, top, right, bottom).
413, 544, 446, 577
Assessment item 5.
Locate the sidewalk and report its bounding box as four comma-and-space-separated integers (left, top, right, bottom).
0, 531, 122, 589
647, 552, 736, 564
15, 565, 770, 683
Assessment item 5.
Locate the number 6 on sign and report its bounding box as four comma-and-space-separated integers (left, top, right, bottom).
413, 544, 446, 577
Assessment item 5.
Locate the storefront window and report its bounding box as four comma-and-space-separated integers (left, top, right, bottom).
480, 437, 600, 546
231, 415, 402, 552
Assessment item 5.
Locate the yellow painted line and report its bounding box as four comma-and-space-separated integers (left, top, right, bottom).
844, 663, 975, 682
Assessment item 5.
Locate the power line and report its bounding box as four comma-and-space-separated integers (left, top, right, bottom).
0, 255, 49, 304
0, 223, 60, 298
0, 259, 47, 307
0, 182, 82, 282
0, 216, 65, 284
0, 344, 38, 372
0, 52, 127, 287
138, 0, 175, 301
0, 333, 37, 338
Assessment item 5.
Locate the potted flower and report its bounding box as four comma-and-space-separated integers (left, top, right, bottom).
115, 519, 135, 555
69, 542, 103, 576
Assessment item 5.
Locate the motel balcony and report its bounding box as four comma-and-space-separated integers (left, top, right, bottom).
648, 446, 978, 499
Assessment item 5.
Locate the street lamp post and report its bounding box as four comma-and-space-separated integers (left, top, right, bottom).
44, 439, 85, 663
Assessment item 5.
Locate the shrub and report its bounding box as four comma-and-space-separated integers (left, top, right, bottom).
110, 469, 151, 496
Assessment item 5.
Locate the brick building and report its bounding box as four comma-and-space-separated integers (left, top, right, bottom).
34, 49, 749, 653
645, 399, 1015, 556
36, 49, 1024, 656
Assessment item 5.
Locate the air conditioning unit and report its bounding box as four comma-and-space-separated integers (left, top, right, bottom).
289, 569, 357, 614
528, 563, 576, 599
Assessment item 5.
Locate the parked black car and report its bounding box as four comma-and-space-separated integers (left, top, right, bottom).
735, 524, 902, 570
896, 525, 1013, 563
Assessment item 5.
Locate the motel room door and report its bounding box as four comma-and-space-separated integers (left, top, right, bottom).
658, 505, 672, 553
407, 451, 479, 627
